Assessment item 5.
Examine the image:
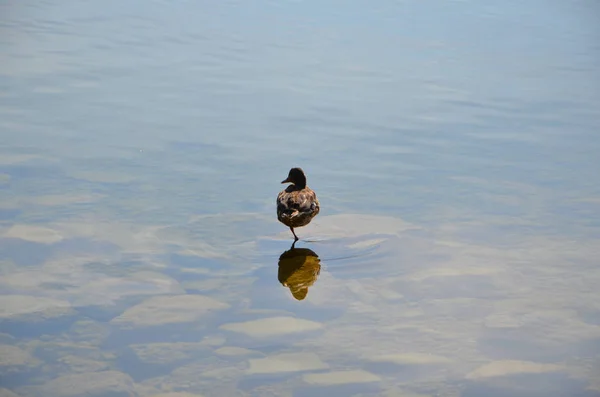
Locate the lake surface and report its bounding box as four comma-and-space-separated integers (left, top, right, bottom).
1, 1, 599, 396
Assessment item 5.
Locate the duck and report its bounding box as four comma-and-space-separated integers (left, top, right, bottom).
277, 167, 320, 241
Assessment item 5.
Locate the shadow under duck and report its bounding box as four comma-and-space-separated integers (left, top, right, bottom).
278, 241, 321, 300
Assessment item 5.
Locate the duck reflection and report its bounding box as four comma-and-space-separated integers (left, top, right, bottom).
278, 242, 321, 300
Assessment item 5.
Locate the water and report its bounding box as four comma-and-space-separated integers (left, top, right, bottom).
1, 0, 599, 396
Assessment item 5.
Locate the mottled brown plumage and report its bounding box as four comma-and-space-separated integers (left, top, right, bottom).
277, 167, 320, 241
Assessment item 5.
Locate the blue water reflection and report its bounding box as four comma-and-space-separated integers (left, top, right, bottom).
1, 0, 599, 396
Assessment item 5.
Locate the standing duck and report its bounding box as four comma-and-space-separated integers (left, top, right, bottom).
277, 167, 320, 241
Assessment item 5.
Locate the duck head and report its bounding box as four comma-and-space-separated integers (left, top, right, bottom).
281, 167, 307, 188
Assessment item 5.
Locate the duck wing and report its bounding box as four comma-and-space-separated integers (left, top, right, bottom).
277, 188, 319, 217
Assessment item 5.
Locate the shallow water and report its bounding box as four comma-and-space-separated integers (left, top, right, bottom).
1, 1, 600, 396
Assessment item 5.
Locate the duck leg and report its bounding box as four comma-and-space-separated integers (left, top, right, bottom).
290, 227, 299, 241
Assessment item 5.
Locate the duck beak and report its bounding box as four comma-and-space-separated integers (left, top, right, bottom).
281, 177, 291, 184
